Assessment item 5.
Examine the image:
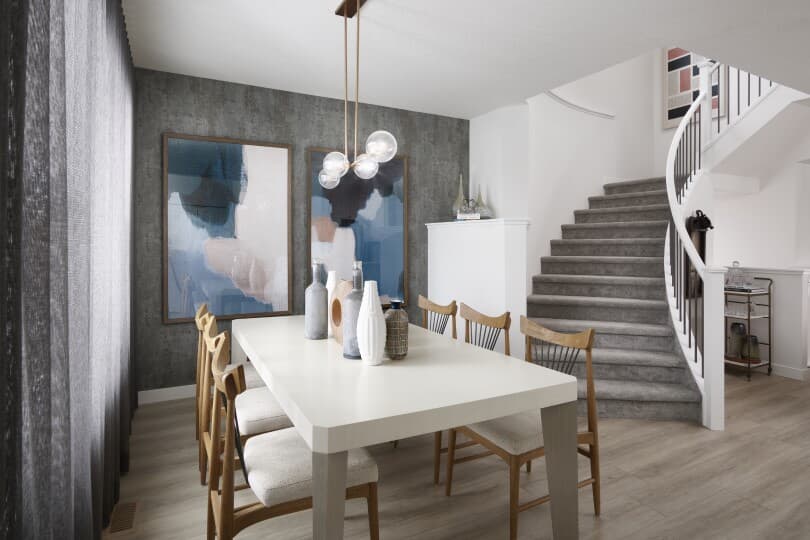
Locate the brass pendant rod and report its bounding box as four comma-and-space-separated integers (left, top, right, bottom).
354, 0, 360, 162
343, 1, 348, 158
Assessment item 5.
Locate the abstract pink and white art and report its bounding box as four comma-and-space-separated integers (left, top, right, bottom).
664, 48, 724, 128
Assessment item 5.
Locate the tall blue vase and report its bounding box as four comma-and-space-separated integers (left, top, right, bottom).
342, 261, 364, 359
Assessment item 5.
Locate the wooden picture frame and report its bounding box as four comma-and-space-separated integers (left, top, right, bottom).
162, 132, 293, 324
306, 147, 409, 307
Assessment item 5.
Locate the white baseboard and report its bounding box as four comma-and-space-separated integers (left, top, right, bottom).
771, 364, 808, 381
138, 384, 196, 405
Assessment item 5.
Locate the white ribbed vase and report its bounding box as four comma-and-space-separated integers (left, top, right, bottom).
356, 281, 386, 366
325, 270, 338, 337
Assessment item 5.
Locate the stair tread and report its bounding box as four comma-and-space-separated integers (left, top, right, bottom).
533, 274, 663, 285
588, 348, 684, 367
551, 238, 663, 245
579, 379, 700, 403
529, 317, 672, 337
589, 189, 667, 201
562, 220, 668, 229
527, 294, 667, 309
574, 204, 669, 215
541, 255, 660, 263
603, 177, 666, 190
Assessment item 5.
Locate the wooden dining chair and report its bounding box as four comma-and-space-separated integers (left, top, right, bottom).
194, 304, 211, 441
444, 316, 599, 540
418, 294, 457, 339
206, 330, 380, 540
198, 315, 292, 485
459, 302, 511, 356
416, 295, 458, 483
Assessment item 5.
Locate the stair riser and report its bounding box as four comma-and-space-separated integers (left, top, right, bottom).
550, 242, 664, 257
604, 180, 666, 195
528, 303, 669, 324
592, 332, 673, 352
541, 260, 663, 278
561, 224, 668, 239
532, 280, 664, 300
578, 398, 700, 422
575, 208, 670, 224
573, 362, 685, 384
589, 193, 668, 209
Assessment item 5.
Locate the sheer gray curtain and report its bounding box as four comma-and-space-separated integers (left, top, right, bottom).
1, 0, 134, 538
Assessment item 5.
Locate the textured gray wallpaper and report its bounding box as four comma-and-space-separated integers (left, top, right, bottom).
134, 69, 469, 390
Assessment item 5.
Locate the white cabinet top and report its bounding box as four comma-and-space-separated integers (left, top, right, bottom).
425, 217, 530, 229
232, 316, 575, 453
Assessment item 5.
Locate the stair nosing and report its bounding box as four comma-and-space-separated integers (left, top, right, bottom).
527, 294, 667, 309
588, 189, 667, 202
561, 220, 668, 229
541, 255, 661, 263
588, 348, 684, 368
532, 274, 663, 284
574, 204, 669, 215
581, 379, 700, 403
551, 238, 664, 245
603, 177, 666, 189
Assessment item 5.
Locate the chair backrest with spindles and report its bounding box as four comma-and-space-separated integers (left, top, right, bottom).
520, 316, 597, 433
459, 303, 511, 356
418, 295, 457, 339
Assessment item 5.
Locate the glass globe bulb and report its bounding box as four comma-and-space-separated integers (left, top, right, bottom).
353, 153, 379, 180
318, 169, 341, 189
322, 151, 350, 177
365, 130, 397, 163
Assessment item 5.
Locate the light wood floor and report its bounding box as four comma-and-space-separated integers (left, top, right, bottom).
109, 371, 810, 539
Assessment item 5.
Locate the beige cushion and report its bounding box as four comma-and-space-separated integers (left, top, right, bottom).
244, 428, 379, 507
467, 410, 543, 455
235, 387, 293, 436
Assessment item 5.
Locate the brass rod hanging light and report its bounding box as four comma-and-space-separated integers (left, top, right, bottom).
319, 0, 397, 189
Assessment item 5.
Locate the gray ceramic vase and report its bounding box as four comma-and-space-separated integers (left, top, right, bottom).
384, 300, 408, 360
342, 262, 364, 359
304, 262, 328, 340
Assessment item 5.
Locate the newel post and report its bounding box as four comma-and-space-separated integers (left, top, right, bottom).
702, 267, 726, 430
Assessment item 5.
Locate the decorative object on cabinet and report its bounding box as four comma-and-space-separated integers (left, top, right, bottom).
308, 147, 408, 306
474, 188, 492, 218
357, 281, 386, 366
317, 0, 398, 188
342, 262, 365, 359
304, 261, 328, 339
384, 299, 408, 359
162, 133, 292, 323
325, 270, 338, 337
724, 276, 772, 380
330, 279, 353, 344
451, 173, 465, 217
456, 198, 481, 221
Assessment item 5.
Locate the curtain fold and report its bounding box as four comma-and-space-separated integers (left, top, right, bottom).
1, 0, 135, 538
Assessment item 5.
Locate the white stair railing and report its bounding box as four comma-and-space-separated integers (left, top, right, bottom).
664, 61, 776, 430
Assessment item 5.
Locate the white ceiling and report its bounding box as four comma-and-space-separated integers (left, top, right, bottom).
123, 0, 810, 119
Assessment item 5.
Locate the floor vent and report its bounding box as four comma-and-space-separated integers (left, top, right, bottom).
109, 501, 137, 533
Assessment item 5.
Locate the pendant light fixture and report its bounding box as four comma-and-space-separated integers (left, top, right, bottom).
319, 0, 397, 189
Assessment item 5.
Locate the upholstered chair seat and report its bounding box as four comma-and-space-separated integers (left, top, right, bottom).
234, 387, 293, 436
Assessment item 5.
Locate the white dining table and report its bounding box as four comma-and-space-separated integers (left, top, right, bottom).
231, 315, 579, 540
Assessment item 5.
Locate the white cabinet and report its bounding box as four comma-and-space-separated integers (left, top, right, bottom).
426, 219, 529, 359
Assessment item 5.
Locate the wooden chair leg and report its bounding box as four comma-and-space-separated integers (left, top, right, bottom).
367, 482, 380, 540
433, 431, 442, 485
206, 494, 216, 540
509, 457, 520, 540
590, 443, 601, 516
445, 429, 457, 496
526, 460, 532, 473
199, 440, 207, 485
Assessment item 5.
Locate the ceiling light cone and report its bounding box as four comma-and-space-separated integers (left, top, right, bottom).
353, 153, 379, 179
318, 169, 341, 189
323, 151, 350, 177
366, 130, 397, 163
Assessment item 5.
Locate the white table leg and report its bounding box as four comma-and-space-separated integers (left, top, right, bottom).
541, 401, 578, 540
312, 450, 348, 540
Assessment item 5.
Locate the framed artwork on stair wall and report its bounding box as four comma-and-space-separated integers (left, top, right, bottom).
307, 147, 408, 307
663, 48, 727, 128
162, 132, 292, 323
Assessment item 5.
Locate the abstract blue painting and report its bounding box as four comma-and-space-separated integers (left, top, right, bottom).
309, 148, 407, 305
163, 134, 291, 323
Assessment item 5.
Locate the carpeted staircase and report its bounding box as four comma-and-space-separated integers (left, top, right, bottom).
528, 177, 701, 422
